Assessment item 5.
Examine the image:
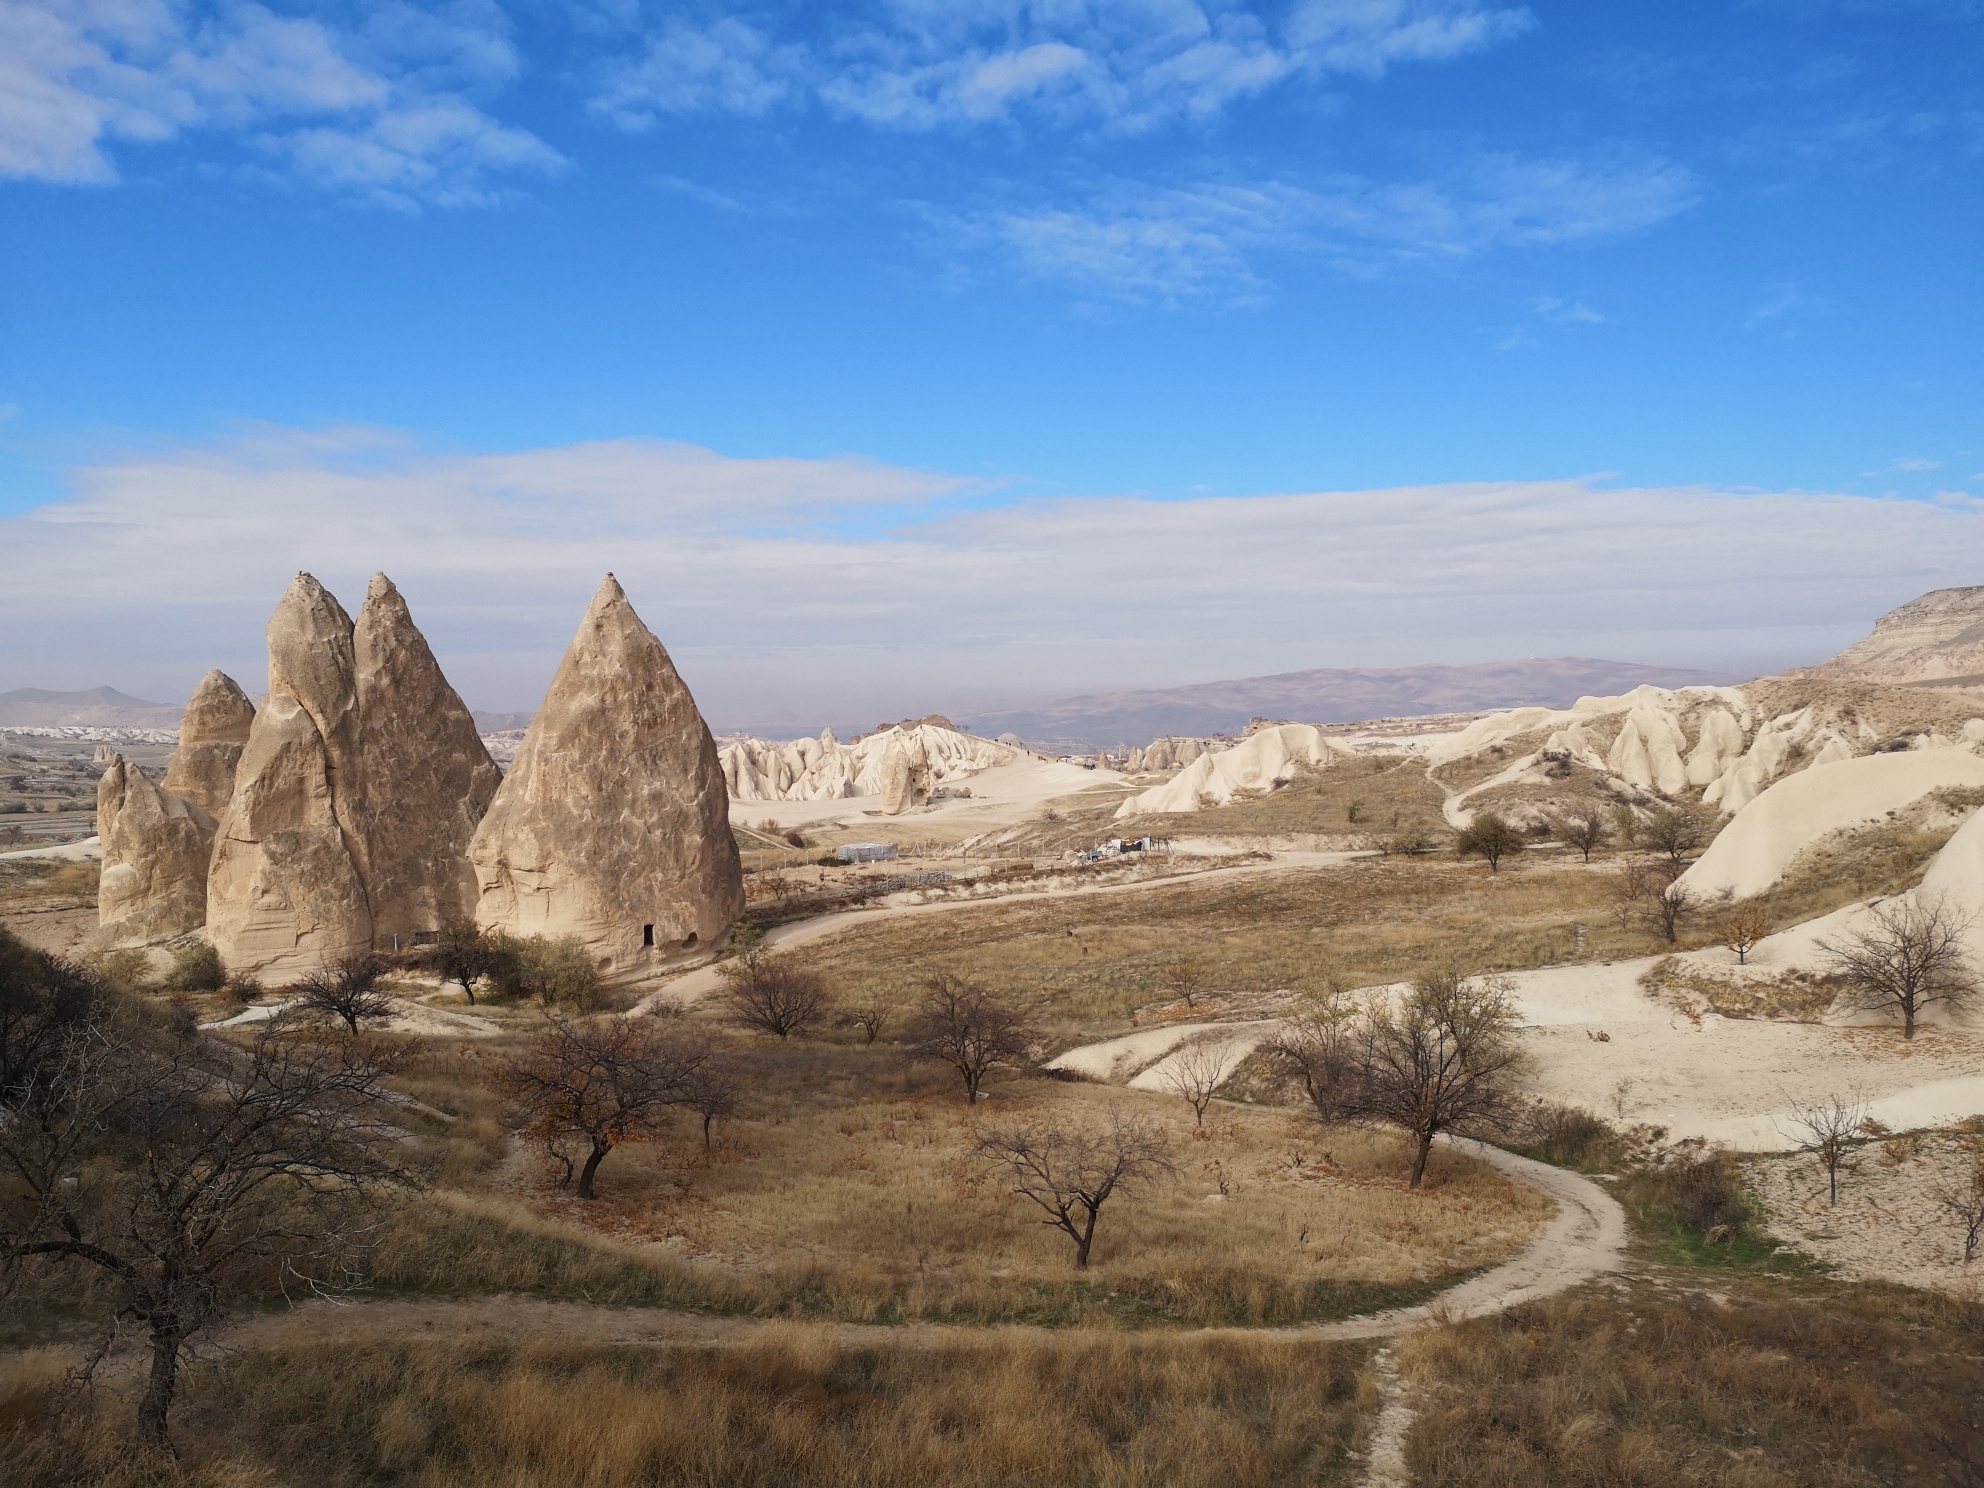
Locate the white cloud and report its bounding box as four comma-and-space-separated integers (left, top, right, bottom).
594, 0, 1530, 133
0, 1, 561, 203
964, 152, 1698, 302
1533, 295, 1604, 323
3, 426, 1978, 725
1893, 456, 1943, 471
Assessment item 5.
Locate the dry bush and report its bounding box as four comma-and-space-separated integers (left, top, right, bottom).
1820, 894, 1980, 1039
294, 952, 394, 1033
721, 949, 834, 1038
1397, 1279, 1984, 1486
0, 1328, 1363, 1488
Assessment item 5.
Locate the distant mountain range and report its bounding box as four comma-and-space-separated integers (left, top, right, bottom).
951, 657, 1747, 753
0, 687, 185, 728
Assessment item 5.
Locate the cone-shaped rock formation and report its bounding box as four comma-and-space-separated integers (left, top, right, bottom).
354, 573, 502, 946
207, 575, 372, 979
97, 756, 215, 945
206, 572, 499, 979
162, 670, 255, 818
878, 729, 931, 815
469, 575, 742, 984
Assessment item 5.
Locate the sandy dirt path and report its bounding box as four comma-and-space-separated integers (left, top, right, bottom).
204, 1138, 1624, 1357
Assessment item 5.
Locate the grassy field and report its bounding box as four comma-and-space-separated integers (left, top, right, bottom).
1, 1329, 1374, 1488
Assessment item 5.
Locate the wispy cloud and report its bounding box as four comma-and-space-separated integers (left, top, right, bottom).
1893, 455, 1943, 471
1533, 294, 1604, 323
0, 1, 563, 205
952, 151, 1697, 303
1, 426, 1968, 720
592, 1, 1533, 134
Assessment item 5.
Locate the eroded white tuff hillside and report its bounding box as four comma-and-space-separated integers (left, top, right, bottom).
722, 724, 1019, 811
470, 575, 743, 986
1115, 724, 1352, 818
1113, 677, 1984, 826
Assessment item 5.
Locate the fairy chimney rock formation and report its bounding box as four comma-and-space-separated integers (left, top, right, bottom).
162, 670, 256, 818
96, 756, 215, 945
207, 572, 499, 979
353, 573, 501, 947
468, 575, 743, 984
878, 729, 931, 815
207, 575, 372, 979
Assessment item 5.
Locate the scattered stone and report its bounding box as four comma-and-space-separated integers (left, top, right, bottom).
96, 755, 215, 945
162, 669, 256, 818
469, 574, 743, 985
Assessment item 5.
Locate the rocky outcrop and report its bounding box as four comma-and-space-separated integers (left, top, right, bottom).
1806, 586, 1984, 685
353, 574, 501, 947
162, 670, 255, 818
207, 572, 498, 980
1128, 737, 1218, 773
469, 575, 743, 985
721, 723, 1017, 803
1115, 725, 1346, 819
879, 730, 931, 815
207, 576, 372, 979
96, 756, 215, 945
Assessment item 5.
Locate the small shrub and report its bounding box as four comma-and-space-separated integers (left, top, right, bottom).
89, 946, 152, 992
489, 933, 601, 1010
162, 941, 225, 992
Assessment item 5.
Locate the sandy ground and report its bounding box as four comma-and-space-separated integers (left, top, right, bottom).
203, 993, 504, 1038
0, 835, 100, 861
1751, 1133, 1984, 1296
1050, 954, 1984, 1155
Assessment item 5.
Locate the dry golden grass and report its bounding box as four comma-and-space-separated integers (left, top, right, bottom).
1128, 755, 1452, 844
1396, 1275, 1984, 1486
1, 1328, 1370, 1488
505, 1063, 1549, 1326
795, 851, 1679, 1025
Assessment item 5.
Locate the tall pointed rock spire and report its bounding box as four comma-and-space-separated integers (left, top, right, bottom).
469, 574, 743, 984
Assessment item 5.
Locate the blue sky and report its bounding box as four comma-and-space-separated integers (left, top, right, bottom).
2, 1, 1981, 724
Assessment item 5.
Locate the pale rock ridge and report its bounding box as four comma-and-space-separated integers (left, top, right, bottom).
96, 756, 215, 945
1127, 737, 1218, 773
1114, 724, 1348, 819
161, 670, 255, 818
1679, 750, 1984, 901
721, 725, 1017, 803
353, 573, 502, 946
469, 575, 743, 985
207, 575, 373, 979
1807, 586, 1984, 684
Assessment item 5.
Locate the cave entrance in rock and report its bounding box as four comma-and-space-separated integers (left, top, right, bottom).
642, 924, 654, 947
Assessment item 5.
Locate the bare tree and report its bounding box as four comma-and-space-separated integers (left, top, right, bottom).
429, 919, 499, 1005
1162, 1036, 1237, 1127
679, 1052, 740, 1154
1637, 804, 1711, 871
1614, 861, 1696, 944
499, 1017, 705, 1197
1552, 808, 1609, 863
842, 986, 901, 1044
1820, 895, 1979, 1040
1935, 1158, 1984, 1264
1343, 970, 1526, 1189
1780, 1091, 1870, 1204
1723, 903, 1773, 966
0, 967, 416, 1450
977, 1113, 1177, 1269
1455, 811, 1524, 871
1156, 956, 1209, 1009
1266, 984, 1359, 1121
907, 973, 1033, 1102
294, 952, 395, 1034
720, 946, 834, 1038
